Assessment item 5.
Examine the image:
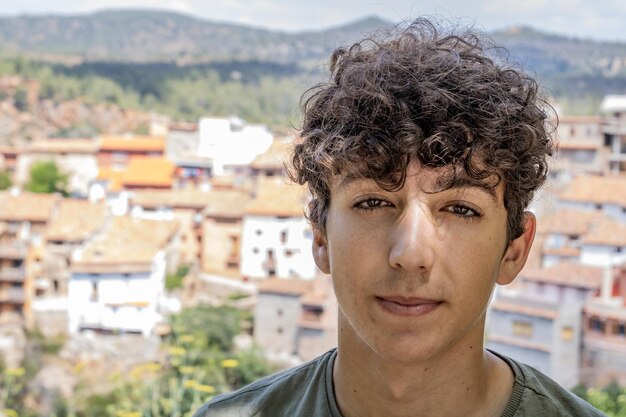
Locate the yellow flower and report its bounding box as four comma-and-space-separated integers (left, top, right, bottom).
221, 359, 239, 368
3, 409, 19, 417
72, 361, 86, 374
180, 366, 195, 375
183, 379, 198, 389
144, 363, 162, 372
115, 411, 142, 417
5, 367, 25, 377
194, 384, 216, 394
168, 347, 187, 356
179, 334, 195, 343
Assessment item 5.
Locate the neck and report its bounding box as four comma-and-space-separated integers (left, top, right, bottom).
333, 313, 512, 417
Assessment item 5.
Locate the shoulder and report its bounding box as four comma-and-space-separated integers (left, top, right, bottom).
192, 349, 336, 417
496, 353, 607, 417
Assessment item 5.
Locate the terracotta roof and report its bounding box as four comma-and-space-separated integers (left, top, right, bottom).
100, 135, 165, 152
169, 122, 198, 132
46, 199, 108, 242
96, 167, 124, 192
203, 190, 252, 218
27, 139, 98, 154
582, 218, 626, 246
131, 189, 211, 209
122, 158, 175, 188
246, 178, 309, 217
541, 247, 581, 257
560, 175, 626, 206
520, 263, 603, 289
73, 216, 178, 271
0, 146, 21, 155
488, 334, 552, 352
250, 139, 292, 171
257, 277, 313, 296
0, 192, 58, 222
557, 141, 600, 150
558, 115, 602, 124
537, 208, 606, 236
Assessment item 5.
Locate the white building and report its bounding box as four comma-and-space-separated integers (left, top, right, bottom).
198, 117, 273, 176
68, 217, 179, 337
240, 179, 316, 280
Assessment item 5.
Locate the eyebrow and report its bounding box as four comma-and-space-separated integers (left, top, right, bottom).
433, 176, 498, 202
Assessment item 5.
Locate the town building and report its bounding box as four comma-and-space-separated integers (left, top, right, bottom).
601, 95, 626, 174
68, 217, 180, 336
488, 263, 603, 388
240, 179, 315, 280
197, 117, 273, 176
553, 116, 605, 178
254, 275, 337, 362
15, 138, 99, 196
97, 134, 166, 170
558, 175, 626, 223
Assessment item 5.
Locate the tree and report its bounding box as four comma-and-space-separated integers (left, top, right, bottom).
24, 160, 69, 196
0, 170, 12, 190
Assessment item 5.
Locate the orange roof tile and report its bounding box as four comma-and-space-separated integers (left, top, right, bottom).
582, 218, 626, 246
558, 115, 602, 124
73, 216, 178, 271
246, 178, 309, 217
557, 141, 600, 150
490, 300, 558, 319
0, 192, 58, 222
520, 263, 603, 289
122, 158, 175, 188
541, 247, 581, 257
560, 175, 626, 206
46, 199, 108, 242
96, 167, 124, 192
203, 190, 253, 218
250, 139, 292, 171
100, 135, 165, 152
537, 208, 606, 236
257, 277, 313, 296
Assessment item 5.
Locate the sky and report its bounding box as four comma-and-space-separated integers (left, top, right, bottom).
1, 0, 625, 42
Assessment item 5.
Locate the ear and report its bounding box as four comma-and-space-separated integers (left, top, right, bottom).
496, 211, 536, 285
312, 226, 330, 274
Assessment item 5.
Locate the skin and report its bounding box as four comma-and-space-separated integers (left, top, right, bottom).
312, 161, 536, 417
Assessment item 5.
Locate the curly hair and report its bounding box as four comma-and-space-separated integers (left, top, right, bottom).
289, 18, 555, 241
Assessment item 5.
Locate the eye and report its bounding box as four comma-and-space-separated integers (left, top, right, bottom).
446, 204, 481, 218
353, 197, 391, 212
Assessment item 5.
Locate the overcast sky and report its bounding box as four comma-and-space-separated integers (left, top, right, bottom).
1, 0, 625, 42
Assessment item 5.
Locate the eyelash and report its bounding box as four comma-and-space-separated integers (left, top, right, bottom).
353, 198, 482, 219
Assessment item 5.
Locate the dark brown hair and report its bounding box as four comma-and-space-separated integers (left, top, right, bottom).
289, 18, 555, 240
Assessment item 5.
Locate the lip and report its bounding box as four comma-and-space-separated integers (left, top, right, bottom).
375, 296, 442, 317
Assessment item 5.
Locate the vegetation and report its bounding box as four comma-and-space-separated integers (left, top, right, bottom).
1, 305, 273, 417
0, 170, 12, 190
24, 160, 69, 196
574, 381, 626, 416
165, 264, 190, 291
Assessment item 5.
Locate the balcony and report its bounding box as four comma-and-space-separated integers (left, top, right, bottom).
0, 267, 25, 282
0, 242, 28, 260
0, 287, 25, 303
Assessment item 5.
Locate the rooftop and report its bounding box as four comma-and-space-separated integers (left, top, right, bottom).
537, 208, 606, 236
601, 95, 626, 113
122, 157, 175, 188
582, 217, 626, 247
203, 189, 252, 218
245, 178, 309, 217
27, 139, 98, 154
250, 138, 292, 171
73, 216, 178, 272
257, 277, 313, 296
520, 263, 603, 289
100, 135, 165, 153
559, 175, 626, 207
46, 199, 108, 243
0, 192, 58, 222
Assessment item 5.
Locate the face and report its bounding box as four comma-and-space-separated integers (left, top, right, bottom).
312, 161, 535, 363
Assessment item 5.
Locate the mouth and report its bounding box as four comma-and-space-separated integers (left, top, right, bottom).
375, 296, 442, 317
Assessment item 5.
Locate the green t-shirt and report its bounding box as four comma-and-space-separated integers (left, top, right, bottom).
193, 349, 606, 416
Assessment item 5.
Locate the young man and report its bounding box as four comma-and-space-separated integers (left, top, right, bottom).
194, 18, 606, 417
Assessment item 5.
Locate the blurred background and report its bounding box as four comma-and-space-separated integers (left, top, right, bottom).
0, 1, 625, 416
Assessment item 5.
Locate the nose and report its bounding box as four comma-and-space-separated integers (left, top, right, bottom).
388, 202, 436, 273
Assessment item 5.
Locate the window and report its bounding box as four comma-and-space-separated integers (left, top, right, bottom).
90, 282, 99, 302
512, 321, 533, 339
255, 229, 263, 236
277, 309, 283, 317
280, 230, 288, 244
617, 323, 626, 336
590, 317, 605, 333
561, 326, 574, 342
277, 327, 283, 334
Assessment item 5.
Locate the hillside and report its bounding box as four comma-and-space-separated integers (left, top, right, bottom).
0, 10, 624, 121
